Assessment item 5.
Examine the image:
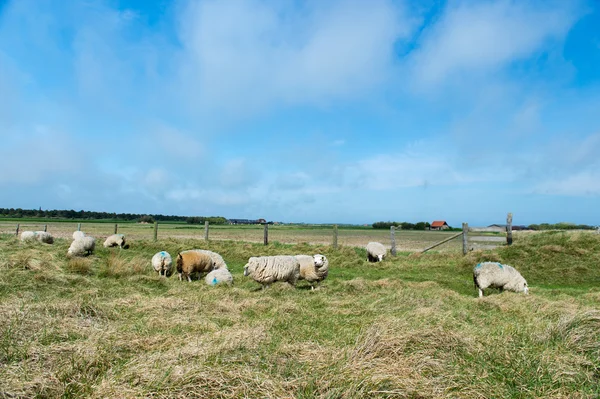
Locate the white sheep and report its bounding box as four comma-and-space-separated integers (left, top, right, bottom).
152, 251, 173, 277
473, 262, 529, 298
68, 236, 96, 257
243, 256, 300, 289
205, 268, 234, 286
20, 230, 54, 244
295, 254, 329, 290
191, 249, 228, 270
72, 231, 86, 240
103, 234, 126, 248
366, 242, 386, 262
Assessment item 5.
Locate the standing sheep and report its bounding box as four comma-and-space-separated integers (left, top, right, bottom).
176, 250, 214, 282
473, 262, 529, 298
205, 268, 234, 286
152, 251, 173, 277
243, 256, 301, 289
68, 236, 96, 257
20, 231, 54, 244
192, 249, 228, 270
295, 254, 329, 290
103, 234, 126, 248
366, 242, 386, 262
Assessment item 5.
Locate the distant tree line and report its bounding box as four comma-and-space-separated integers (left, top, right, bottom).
372, 221, 432, 230
528, 223, 596, 230
0, 208, 228, 224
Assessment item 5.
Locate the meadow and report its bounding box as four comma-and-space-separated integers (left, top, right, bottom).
0, 230, 599, 398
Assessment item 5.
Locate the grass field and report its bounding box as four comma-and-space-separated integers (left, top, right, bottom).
0, 221, 467, 252
0, 231, 599, 398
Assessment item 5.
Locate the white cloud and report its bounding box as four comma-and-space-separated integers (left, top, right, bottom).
534, 171, 600, 196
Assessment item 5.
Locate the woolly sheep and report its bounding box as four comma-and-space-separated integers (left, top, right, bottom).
72, 231, 86, 240
176, 250, 214, 282
473, 262, 529, 298
103, 234, 126, 248
366, 242, 386, 262
190, 249, 228, 270
152, 251, 173, 277
20, 230, 54, 244
295, 254, 329, 290
243, 256, 300, 289
205, 268, 234, 286
68, 236, 96, 257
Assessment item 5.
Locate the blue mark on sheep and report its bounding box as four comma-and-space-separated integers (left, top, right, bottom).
160, 251, 166, 256
212, 277, 218, 285
476, 263, 482, 269
497, 262, 503, 269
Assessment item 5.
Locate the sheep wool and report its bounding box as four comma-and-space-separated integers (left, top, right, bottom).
72, 231, 86, 240
473, 262, 529, 298
176, 250, 214, 282
152, 251, 173, 277
205, 268, 234, 286
20, 231, 37, 242
295, 254, 329, 289
190, 249, 228, 270
103, 234, 126, 248
68, 236, 96, 257
366, 242, 386, 262
20, 231, 53, 244
243, 256, 301, 289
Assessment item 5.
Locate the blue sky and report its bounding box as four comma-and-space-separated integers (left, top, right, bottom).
1, 0, 599, 226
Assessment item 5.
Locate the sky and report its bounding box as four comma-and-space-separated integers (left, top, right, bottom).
1, 0, 599, 226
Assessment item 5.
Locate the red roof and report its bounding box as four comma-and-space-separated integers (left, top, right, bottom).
431, 221, 448, 227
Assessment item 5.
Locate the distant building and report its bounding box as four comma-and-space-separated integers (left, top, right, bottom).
431, 220, 449, 230
228, 218, 268, 225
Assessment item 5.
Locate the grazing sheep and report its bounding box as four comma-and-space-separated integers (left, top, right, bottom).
176, 250, 214, 282
366, 242, 386, 262
473, 262, 529, 298
295, 254, 329, 290
152, 251, 173, 277
192, 249, 228, 270
20, 231, 54, 244
205, 268, 234, 286
103, 234, 126, 248
72, 231, 86, 240
68, 236, 96, 257
243, 256, 300, 289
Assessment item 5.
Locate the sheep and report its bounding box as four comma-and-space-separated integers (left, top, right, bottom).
20, 231, 54, 244
243, 256, 300, 289
295, 254, 329, 290
176, 250, 214, 282
72, 231, 86, 240
68, 236, 96, 257
205, 268, 234, 286
473, 262, 529, 298
366, 242, 386, 262
103, 234, 126, 248
191, 249, 228, 270
152, 251, 173, 277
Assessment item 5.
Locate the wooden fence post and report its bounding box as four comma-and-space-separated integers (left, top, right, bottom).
506, 213, 513, 245
390, 226, 396, 256
462, 223, 469, 255
77, 223, 81, 231
153, 222, 158, 241
114, 224, 118, 234
332, 225, 338, 249
263, 223, 268, 246
204, 221, 209, 241
15, 224, 19, 236
44, 224, 47, 232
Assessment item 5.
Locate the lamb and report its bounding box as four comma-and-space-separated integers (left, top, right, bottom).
191, 249, 228, 270
152, 251, 173, 277
294, 254, 329, 290
20, 231, 54, 244
205, 268, 234, 286
243, 256, 300, 289
72, 231, 86, 240
67, 236, 96, 257
473, 262, 529, 298
176, 250, 214, 282
366, 242, 386, 262
103, 234, 126, 248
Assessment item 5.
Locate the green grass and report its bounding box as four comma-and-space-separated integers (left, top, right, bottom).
0, 232, 598, 398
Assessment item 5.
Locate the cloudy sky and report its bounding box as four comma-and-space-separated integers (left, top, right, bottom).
1, 0, 599, 226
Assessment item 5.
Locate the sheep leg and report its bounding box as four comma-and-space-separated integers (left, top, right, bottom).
187, 274, 192, 282
478, 288, 483, 298
178, 273, 182, 281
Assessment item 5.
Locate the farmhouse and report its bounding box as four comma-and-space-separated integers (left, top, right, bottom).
228, 218, 268, 225
430, 220, 449, 230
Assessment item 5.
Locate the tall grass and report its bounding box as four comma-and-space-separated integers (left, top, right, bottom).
0, 232, 598, 398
